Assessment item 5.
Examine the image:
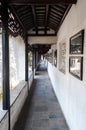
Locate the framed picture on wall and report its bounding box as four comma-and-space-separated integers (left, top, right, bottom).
69, 56, 83, 80
54, 50, 57, 67
70, 30, 84, 54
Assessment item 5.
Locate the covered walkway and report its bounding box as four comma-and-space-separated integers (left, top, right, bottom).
13, 62, 69, 130
1, 0, 86, 130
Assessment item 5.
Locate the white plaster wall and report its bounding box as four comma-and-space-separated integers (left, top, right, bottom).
48, 0, 86, 130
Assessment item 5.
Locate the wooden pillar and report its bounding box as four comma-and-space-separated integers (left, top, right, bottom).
32, 51, 35, 71
37, 51, 39, 65
1, 1, 10, 130
35, 51, 37, 67
38, 53, 41, 62
25, 35, 28, 81
35, 51, 36, 68
1, 0, 10, 110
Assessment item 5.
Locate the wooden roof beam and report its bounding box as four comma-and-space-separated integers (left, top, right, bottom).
8, 0, 77, 5
27, 33, 56, 36
32, 5, 38, 34
45, 5, 50, 34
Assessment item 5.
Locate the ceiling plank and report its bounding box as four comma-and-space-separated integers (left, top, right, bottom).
8, 0, 77, 5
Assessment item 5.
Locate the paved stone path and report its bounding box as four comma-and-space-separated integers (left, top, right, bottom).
13, 64, 69, 130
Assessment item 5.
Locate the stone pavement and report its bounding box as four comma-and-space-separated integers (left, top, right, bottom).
13, 64, 69, 130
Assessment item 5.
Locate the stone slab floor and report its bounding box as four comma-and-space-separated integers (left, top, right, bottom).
13, 63, 69, 130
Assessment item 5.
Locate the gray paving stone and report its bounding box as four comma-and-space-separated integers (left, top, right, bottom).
33, 105, 48, 112
13, 65, 69, 130
32, 119, 49, 127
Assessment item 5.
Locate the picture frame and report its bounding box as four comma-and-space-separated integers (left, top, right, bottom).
70, 30, 84, 54
54, 50, 57, 67
69, 56, 83, 80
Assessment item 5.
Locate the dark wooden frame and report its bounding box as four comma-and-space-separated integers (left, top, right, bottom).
70, 30, 84, 54
54, 50, 57, 67
69, 56, 83, 80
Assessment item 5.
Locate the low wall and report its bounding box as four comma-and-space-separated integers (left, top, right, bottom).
10, 81, 28, 130
0, 73, 34, 130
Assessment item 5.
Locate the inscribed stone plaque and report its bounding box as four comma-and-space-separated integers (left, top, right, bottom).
59, 43, 66, 74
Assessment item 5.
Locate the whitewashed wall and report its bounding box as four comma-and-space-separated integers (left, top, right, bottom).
48, 0, 86, 130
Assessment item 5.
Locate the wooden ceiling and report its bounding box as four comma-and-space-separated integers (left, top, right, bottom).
0, 0, 77, 37
9, 4, 71, 36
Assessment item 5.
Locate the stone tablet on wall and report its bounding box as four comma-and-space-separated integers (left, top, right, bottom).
59, 42, 66, 74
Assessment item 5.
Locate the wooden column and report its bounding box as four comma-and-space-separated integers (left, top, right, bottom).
25, 35, 28, 81
35, 51, 36, 68
36, 51, 38, 67
1, 1, 10, 130
32, 51, 35, 71
1, 0, 10, 110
